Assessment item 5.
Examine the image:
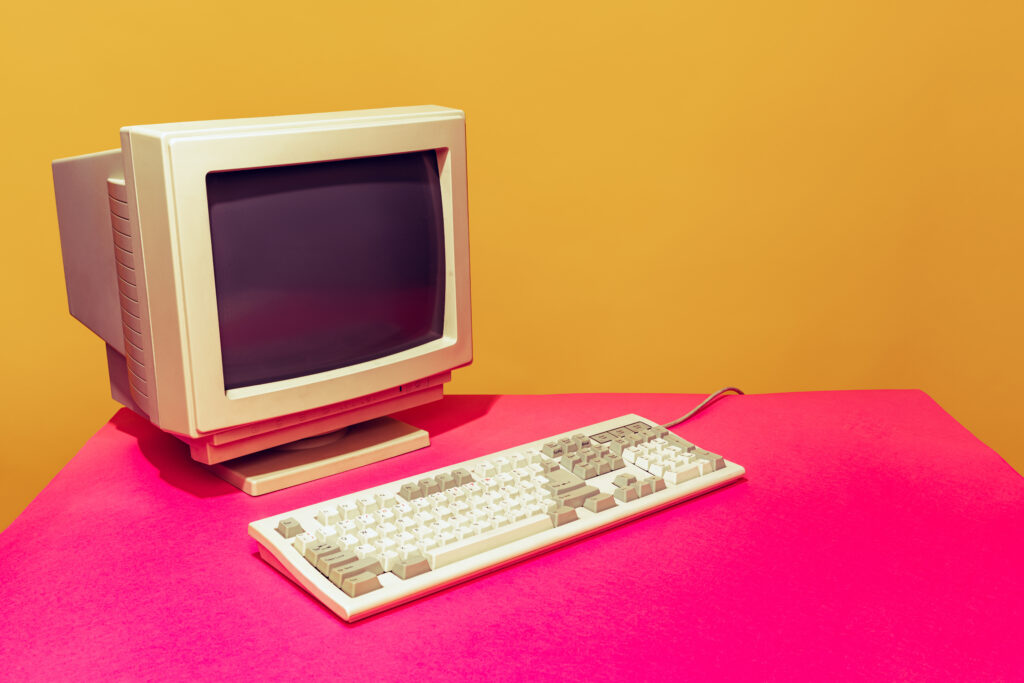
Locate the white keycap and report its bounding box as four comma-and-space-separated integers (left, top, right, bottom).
315, 526, 339, 544
415, 511, 436, 526
354, 544, 378, 560
357, 528, 379, 543
293, 531, 317, 554
317, 508, 340, 526
380, 550, 400, 572
397, 543, 420, 561
665, 464, 700, 485
338, 533, 360, 550
426, 514, 554, 570
337, 501, 359, 520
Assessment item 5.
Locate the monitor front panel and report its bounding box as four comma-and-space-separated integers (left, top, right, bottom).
206, 152, 446, 390
125, 108, 471, 435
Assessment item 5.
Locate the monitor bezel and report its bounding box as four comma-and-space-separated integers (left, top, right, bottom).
122, 108, 471, 436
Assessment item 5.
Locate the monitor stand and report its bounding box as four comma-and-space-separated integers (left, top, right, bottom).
206, 416, 428, 495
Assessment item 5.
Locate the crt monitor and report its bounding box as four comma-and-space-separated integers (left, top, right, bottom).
52, 106, 472, 494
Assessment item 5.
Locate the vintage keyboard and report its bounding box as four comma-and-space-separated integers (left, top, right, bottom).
249, 413, 745, 621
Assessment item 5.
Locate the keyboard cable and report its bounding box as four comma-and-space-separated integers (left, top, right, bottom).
662, 387, 745, 429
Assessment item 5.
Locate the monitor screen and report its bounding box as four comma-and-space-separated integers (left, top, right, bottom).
206, 150, 446, 390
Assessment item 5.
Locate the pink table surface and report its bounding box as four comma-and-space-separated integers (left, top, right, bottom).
1, 391, 1021, 681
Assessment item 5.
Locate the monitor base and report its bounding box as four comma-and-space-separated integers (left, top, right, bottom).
206, 416, 429, 496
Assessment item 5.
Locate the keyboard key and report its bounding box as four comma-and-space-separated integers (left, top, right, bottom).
426, 514, 553, 569
583, 493, 616, 513
614, 485, 640, 503
341, 572, 382, 597
275, 518, 303, 538
317, 551, 358, 576
549, 506, 578, 527
393, 554, 431, 579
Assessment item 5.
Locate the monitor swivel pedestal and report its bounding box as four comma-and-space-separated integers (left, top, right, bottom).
207, 417, 429, 496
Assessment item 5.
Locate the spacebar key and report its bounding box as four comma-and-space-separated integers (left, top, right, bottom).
426, 514, 554, 570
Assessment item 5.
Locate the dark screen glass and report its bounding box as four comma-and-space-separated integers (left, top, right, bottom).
206, 151, 446, 390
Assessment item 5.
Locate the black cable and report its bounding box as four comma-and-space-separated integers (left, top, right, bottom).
661, 386, 745, 428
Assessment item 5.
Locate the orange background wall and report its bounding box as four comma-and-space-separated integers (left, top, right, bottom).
2, 1, 1021, 530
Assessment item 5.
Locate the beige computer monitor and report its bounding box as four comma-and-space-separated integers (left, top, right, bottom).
53, 106, 472, 494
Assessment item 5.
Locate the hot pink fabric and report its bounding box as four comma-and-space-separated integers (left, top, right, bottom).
1, 391, 1021, 680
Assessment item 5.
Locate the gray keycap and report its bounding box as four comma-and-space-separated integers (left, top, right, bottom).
275, 518, 303, 538
608, 440, 630, 456
317, 551, 358, 576
436, 473, 456, 491
549, 506, 578, 527
542, 469, 585, 495
613, 473, 637, 488
328, 558, 384, 588
559, 437, 576, 453
399, 483, 422, 500
638, 478, 655, 497
648, 427, 670, 440
572, 463, 598, 480
614, 485, 640, 503
341, 571, 382, 598
701, 452, 726, 471
305, 542, 341, 564
451, 468, 474, 486
419, 478, 441, 495
593, 458, 612, 475
583, 493, 616, 513
541, 442, 565, 457
558, 485, 600, 508
393, 554, 431, 580
653, 477, 667, 492
560, 455, 581, 471
572, 434, 591, 449
608, 455, 625, 470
